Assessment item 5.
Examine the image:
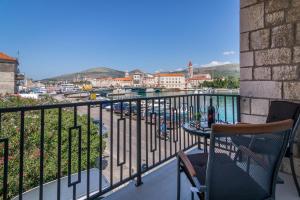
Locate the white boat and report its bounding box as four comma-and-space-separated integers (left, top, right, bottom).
96, 96, 110, 101
19, 93, 40, 99
60, 83, 79, 93
105, 105, 112, 111
146, 88, 154, 93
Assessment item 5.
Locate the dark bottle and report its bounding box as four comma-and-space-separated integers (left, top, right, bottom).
207, 98, 215, 128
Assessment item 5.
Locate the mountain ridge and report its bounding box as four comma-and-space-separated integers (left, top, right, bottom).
42, 63, 240, 81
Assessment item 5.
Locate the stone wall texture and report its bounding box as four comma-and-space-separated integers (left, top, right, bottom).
240, 0, 300, 176
0, 62, 17, 94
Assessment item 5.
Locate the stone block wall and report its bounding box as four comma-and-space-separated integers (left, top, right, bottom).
240, 0, 300, 176
0, 62, 17, 95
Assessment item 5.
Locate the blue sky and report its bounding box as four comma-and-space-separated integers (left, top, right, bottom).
0, 0, 239, 79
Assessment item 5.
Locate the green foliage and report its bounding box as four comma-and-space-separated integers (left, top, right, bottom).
0, 97, 105, 198
199, 76, 240, 89
194, 112, 201, 121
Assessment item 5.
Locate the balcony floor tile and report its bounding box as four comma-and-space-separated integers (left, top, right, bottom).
103, 149, 300, 200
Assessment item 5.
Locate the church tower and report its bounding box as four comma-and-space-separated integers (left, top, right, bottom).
188, 61, 193, 78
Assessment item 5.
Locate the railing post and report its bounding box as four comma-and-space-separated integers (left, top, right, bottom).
135, 99, 143, 186
237, 95, 241, 122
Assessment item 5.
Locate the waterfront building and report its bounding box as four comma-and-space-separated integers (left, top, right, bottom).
155, 73, 185, 89
90, 77, 114, 88
132, 71, 143, 87
143, 74, 156, 88
0, 52, 22, 95
112, 77, 133, 88
186, 74, 212, 88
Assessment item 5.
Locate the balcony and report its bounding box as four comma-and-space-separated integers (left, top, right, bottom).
104, 148, 300, 200
15, 73, 25, 81
0, 93, 299, 200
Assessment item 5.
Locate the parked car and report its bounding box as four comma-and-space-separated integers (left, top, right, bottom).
92, 119, 108, 137
113, 102, 130, 114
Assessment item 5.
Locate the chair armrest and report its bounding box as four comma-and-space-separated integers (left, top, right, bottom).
212, 119, 293, 135
236, 145, 269, 169
236, 122, 250, 125
178, 151, 196, 177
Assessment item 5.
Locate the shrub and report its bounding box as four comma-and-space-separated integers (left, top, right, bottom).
0, 97, 105, 198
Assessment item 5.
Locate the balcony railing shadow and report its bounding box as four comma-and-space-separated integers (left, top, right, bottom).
103, 147, 300, 200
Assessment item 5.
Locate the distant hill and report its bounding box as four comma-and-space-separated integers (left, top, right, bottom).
193, 63, 240, 78
43, 67, 125, 81
42, 64, 240, 82
129, 69, 144, 74
169, 63, 240, 78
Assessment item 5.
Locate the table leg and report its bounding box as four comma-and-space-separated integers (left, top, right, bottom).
204, 137, 208, 153
197, 136, 201, 149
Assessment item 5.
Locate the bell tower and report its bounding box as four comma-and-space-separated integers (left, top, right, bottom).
188, 61, 193, 78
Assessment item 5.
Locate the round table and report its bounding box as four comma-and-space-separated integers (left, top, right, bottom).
182, 122, 212, 153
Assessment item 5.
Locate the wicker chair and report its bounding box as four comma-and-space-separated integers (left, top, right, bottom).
177, 119, 293, 200
231, 101, 300, 196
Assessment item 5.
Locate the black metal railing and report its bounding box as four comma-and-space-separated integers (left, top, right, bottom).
0, 93, 239, 200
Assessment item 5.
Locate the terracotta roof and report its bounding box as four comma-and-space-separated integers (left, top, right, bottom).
187, 74, 211, 80
114, 77, 133, 81
187, 74, 211, 81
0, 52, 17, 62
156, 73, 185, 77
187, 77, 210, 81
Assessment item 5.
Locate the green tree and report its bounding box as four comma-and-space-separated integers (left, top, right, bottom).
0, 97, 105, 198
200, 76, 239, 89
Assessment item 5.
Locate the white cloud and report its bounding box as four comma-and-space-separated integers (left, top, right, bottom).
201, 61, 231, 67
223, 51, 236, 55
174, 68, 183, 71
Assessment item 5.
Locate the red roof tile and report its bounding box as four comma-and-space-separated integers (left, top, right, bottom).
114, 77, 133, 81
0, 52, 17, 62
156, 73, 185, 77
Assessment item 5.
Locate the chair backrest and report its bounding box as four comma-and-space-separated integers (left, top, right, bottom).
267, 101, 300, 125
206, 120, 293, 200
267, 101, 300, 151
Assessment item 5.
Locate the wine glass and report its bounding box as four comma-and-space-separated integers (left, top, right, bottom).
199, 105, 207, 122
215, 104, 219, 123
